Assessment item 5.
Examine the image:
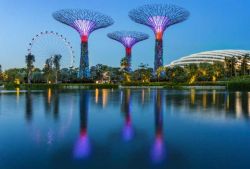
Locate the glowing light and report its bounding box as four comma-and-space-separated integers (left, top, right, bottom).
226, 93, 230, 110
125, 47, 132, 55
202, 92, 207, 108
123, 118, 134, 141
151, 135, 165, 163
190, 89, 195, 105
102, 89, 108, 107
122, 37, 137, 48
212, 76, 217, 82
15, 78, 20, 85
16, 87, 20, 103
235, 92, 242, 118
73, 20, 96, 37
48, 88, 52, 104
74, 131, 91, 159
189, 75, 196, 84
142, 89, 145, 104
212, 90, 216, 105
95, 89, 99, 103
148, 16, 169, 39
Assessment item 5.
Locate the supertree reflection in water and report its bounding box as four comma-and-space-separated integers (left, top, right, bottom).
121, 89, 134, 141
74, 91, 91, 159
151, 90, 166, 163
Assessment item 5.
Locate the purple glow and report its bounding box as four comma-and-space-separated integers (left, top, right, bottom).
148, 16, 170, 33
73, 134, 91, 159
122, 120, 134, 141
151, 136, 165, 163
121, 37, 137, 48
73, 20, 96, 36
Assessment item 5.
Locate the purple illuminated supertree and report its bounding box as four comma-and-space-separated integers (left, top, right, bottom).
129, 4, 189, 71
107, 31, 149, 71
53, 9, 114, 79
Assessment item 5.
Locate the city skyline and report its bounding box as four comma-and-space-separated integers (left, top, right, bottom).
0, 0, 250, 69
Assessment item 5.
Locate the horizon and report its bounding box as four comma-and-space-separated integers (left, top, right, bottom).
1, 0, 250, 70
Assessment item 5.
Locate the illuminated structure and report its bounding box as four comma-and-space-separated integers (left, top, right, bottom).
129, 4, 189, 71
107, 31, 149, 71
168, 50, 250, 67
53, 9, 114, 79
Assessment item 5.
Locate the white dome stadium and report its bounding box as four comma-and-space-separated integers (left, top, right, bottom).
168, 50, 250, 67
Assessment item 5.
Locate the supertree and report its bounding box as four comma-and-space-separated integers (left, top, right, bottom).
129, 4, 189, 71
53, 9, 114, 79
107, 31, 149, 71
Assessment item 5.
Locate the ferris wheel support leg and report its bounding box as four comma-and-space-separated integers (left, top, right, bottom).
79, 41, 90, 80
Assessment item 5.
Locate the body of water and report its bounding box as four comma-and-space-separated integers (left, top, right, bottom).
0, 89, 250, 169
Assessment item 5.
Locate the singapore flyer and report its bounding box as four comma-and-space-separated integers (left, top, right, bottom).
27, 31, 76, 69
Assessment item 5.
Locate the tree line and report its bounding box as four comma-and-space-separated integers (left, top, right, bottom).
0, 54, 249, 84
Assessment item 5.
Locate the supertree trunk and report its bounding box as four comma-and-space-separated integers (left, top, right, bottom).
154, 39, 163, 71
126, 47, 132, 72
79, 41, 90, 79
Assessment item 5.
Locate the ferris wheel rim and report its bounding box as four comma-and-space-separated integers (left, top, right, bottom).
27, 30, 76, 68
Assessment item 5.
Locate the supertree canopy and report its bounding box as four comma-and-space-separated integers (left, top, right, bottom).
53, 9, 114, 79
107, 31, 149, 71
129, 4, 189, 71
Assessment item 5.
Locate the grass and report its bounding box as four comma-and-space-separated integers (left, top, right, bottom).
226, 76, 250, 91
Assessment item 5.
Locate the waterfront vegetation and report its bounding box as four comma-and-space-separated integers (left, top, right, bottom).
0, 54, 250, 90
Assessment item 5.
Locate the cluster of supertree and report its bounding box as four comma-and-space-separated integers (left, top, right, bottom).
52, 4, 189, 79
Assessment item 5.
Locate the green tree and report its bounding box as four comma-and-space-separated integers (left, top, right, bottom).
0, 64, 3, 82
197, 63, 214, 81
53, 54, 62, 84
25, 54, 35, 84
172, 66, 188, 83
225, 56, 237, 77
212, 62, 225, 81
240, 54, 250, 76
185, 64, 198, 84
165, 67, 174, 82
43, 57, 53, 83
156, 66, 165, 82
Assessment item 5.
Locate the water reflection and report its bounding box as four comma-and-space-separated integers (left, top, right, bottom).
74, 91, 91, 159
121, 89, 134, 141
151, 90, 165, 163
166, 90, 250, 119
25, 91, 33, 122
53, 90, 59, 120
43, 89, 60, 120
2, 89, 250, 168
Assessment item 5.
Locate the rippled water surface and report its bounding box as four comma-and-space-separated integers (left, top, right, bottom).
0, 89, 250, 169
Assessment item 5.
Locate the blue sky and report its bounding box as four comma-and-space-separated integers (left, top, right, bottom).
0, 0, 250, 69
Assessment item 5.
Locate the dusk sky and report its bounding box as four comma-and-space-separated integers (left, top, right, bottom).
0, 0, 250, 69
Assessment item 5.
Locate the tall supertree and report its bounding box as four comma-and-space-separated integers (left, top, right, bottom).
129, 4, 189, 71
53, 9, 114, 79
107, 31, 149, 71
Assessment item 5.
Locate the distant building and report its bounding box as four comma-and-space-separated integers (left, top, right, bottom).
167, 50, 250, 67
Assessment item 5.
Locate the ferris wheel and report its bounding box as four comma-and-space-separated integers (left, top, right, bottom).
27, 31, 76, 68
